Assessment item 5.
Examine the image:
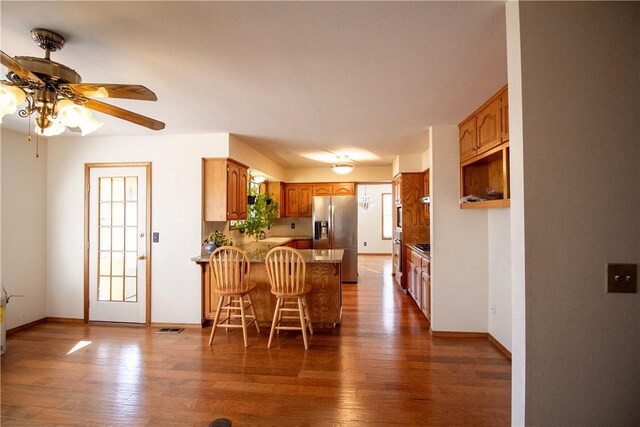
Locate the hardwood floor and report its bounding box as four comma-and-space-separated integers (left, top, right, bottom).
1, 255, 510, 426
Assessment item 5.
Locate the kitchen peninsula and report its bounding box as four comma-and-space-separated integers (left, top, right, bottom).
192, 238, 344, 327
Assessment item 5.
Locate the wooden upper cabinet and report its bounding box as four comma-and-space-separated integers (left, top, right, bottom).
423, 169, 430, 220
283, 183, 313, 217
459, 85, 508, 163
284, 182, 354, 217
266, 181, 284, 218
331, 183, 355, 196
238, 166, 248, 219
476, 96, 501, 155
393, 176, 402, 205
312, 184, 332, 196
299, 185, 313, 216
203, 158, 248, 221
500, 88, 509, 143
459, 117, 477, 162
226, 162, 240, 219
312, 182, 355, 196
284, 184, 300, 217
423, 169, 430, 198
458, 85, 510, 209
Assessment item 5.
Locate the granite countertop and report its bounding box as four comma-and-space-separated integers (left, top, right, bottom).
192, 249, 343, 264
192, 235, 342, 264
406, 243, 431, 258
255, 235, 312, 244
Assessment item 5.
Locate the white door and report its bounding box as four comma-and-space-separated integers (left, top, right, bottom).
89, 167, 147, 323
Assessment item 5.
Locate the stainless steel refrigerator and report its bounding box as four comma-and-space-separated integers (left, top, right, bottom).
312, 196, 358, 283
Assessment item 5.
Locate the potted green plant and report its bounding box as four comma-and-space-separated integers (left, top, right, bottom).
241, 190, 279, 241
203, 230, 231, 254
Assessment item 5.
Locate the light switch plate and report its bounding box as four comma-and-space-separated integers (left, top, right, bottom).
152, 232, 160, 243
607, 263, 637, 293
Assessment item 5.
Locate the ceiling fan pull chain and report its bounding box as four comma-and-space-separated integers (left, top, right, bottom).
35, 132, 40, 159
26, 114, 32, 143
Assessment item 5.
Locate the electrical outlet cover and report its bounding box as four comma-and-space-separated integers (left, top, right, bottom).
607, 263, 637, 293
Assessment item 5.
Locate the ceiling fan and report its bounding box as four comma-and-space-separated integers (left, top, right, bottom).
0, 28, 165, 136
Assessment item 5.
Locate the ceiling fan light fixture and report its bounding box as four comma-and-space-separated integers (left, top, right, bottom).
1, 28, 165, 141
78, 115, 104, 136
0, 85, 27, 123
56, 99, 91, 127
35, 119, 65, 136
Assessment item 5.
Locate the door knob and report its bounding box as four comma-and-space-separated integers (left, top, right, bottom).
137, 255, 146, 260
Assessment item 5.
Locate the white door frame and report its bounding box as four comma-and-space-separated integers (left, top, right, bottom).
84, 162, 152, 325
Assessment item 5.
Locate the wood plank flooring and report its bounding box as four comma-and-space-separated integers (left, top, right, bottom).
1, 255, 511, 426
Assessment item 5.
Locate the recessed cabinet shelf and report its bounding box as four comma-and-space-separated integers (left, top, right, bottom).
460, 144, 510, 208
459, 85, 510, 209
460, 199, 510, 209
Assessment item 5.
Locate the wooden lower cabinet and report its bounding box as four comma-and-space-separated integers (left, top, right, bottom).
420, 261, 431, 321
407, 245, 430, 324
294, 239, 312, 249
284, 239, 312, 249
199, 259, 342, 326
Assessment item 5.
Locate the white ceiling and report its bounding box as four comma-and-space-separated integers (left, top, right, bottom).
1, 1, 507, 168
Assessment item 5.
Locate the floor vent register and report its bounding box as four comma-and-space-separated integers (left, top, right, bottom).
155, 328, 184, 334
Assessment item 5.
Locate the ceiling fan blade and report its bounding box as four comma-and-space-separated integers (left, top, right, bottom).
66, 83, 158, 101
1, 50, 44, 84
84, 99, 165, 131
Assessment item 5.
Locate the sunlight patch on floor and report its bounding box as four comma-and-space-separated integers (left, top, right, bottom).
66, 340, 92, 355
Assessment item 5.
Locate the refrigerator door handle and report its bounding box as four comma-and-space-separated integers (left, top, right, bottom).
328, 203, 333, 247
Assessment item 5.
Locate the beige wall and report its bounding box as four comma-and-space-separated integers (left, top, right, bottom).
505, 1, 526, 423
46, 133, 229, 324
515, 2, 640, 424
1, 129, 48, 329
421, 147, 430, 171
429, 126, 488, 332
285, 165, 392, 182
229, 134, 286, 180
391, 153, 424, 177
357, 183, 392, 254
488, 209, 511, 351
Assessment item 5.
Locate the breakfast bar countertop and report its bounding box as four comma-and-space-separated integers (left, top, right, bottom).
191, 248, 344, 264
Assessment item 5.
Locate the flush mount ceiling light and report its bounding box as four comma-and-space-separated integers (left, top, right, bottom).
0, 28, 165, 137
252, 174, 266, 183
331, 156, 355, 175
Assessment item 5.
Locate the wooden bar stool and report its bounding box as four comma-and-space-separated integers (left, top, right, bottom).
264, 247, 313, 349
208, 246, 260, 348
